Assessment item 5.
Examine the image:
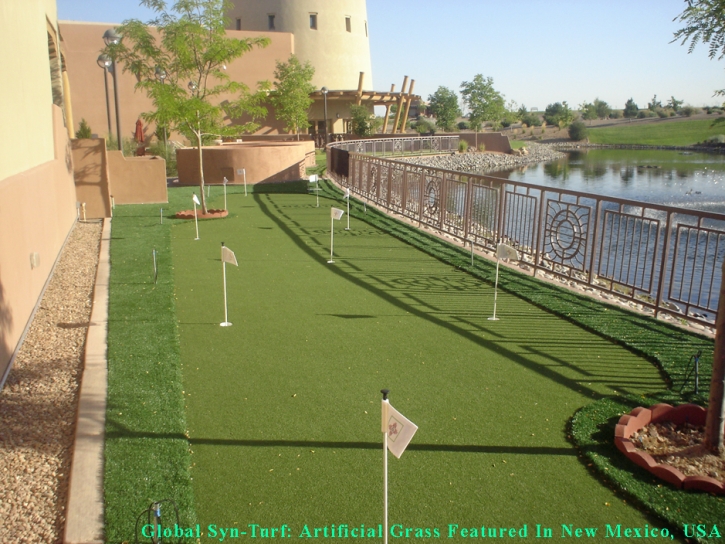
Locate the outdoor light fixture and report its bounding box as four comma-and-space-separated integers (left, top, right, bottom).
188, 81, 198, 92
321, 86, 329, 147
102, 29, 123, 150
97, 54, 113, 138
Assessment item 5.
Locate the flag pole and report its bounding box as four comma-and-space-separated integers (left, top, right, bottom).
328, 214, 335, 263
381, 389, 390, 544
223, 177, 228, 211
489, 258, 500, 321
193, 196, 200, 240
243, 168, 247, 197
221, 242, 232, 327
345, 189, 350, 231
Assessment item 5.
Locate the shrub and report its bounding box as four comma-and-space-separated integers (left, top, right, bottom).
706, 134, 725, 143
414, 118, 436, 135
609, 110, 623, 119
478, 144, 486, 152
457, 121, 470, 131
521, 113, 542, 127
681, 105, 701, 117
75, 118, 93, 139
568, 121, 588, 141
656, 108, 669, 118
458, 140, 468, 153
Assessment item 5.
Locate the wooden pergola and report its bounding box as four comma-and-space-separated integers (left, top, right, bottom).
309, 73, 421, 134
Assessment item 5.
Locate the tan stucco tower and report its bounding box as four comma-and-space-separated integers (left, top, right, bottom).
227, 0, 373, 91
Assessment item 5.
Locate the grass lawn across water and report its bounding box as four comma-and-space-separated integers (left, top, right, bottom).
169, 183, 683, 541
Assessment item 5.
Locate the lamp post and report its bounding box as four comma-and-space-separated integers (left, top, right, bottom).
321, 86, 329, 147
103, 28, 123, 151
97, 54, 112, 138
155, 66, 168, 161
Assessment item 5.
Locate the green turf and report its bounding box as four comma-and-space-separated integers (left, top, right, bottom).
169, 184, 691, 541
588, 118, 725, 146
104, 205, 196, 542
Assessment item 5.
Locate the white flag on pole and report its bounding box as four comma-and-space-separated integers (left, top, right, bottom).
309, 174, 318, 183
385, 403, 418, 459
331, 207, 344, 220
223, 176, 228, 185
221, 246, 238, 266
343, 187, 350, 199
192, 193, 200, 205
496, 243, 519, 261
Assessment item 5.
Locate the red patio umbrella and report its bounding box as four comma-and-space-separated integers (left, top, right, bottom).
134, 119, 145, 143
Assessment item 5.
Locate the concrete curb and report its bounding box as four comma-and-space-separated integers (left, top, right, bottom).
64, 217, 111, 544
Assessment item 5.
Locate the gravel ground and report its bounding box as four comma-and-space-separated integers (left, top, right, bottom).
397, 142, 565, 173
0, 221, 102, 544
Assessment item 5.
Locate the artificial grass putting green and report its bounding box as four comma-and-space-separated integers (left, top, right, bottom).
169, 183, 687, 541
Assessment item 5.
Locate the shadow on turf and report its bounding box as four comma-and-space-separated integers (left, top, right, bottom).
254, 192, 658, 401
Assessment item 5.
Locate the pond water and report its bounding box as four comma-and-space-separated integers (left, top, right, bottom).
499, 148, 725, 215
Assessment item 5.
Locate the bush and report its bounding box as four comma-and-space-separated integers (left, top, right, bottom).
706, 134, 725, 143
521, 113, 542, 127
478, 144, 486, 152
413, 118, 436, 135
458, 140, 468, 153
75, 118, 93, 139
681, 105, 701, 117
656, 108, 669, 118
609, 110, 623, 119
457, 121, 470, 131
568, 121, 588, 141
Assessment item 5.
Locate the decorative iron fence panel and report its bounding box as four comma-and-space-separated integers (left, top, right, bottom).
327, 137, 725, 328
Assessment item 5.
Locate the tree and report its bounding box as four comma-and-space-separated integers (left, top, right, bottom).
579, 102, 598, 123
428, 86, 461, 132
648, 94, 662, 111
460, 74, 505, 147
75, 118, 93, 139
667, 95, 684, 112
271, 54, 315, 140
104, 0, 270, 213
349, 104, 374, 136
568, 120, 588, 141
593, 98, 611, 119
543, 102, 574, 127
673, 1, 725, 96
623, 98, 639, 118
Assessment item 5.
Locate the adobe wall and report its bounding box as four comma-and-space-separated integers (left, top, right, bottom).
177, 141, 315, 185
58, 22, 294, 143
107, 152, 168, 205
0, 106, 78, 380
457, 132, 512, 153
72, 138, 112, 218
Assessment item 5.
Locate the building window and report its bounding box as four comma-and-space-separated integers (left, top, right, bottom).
309, 13, 317, 29
268, 14, 275, 30
236, 18, 241, 30
345, 16, 351, 32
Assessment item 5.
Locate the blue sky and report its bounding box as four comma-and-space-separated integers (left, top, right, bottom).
57, 0, 724, 111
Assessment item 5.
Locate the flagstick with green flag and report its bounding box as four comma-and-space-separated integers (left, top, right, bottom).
380, 389, 417, 544
489, 242, 519, 321
329, 207, 344, 263
220, 242, 238, 327
343, 187, 351, 230
192, 193, 200, 240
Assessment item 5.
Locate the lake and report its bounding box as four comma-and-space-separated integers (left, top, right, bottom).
500, 148, 725, 215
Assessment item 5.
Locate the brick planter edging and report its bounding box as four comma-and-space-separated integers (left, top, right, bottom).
614, 404, 724, 494
175, 208, 228, 220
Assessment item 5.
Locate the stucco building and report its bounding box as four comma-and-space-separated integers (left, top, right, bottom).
0, 0, 78, 382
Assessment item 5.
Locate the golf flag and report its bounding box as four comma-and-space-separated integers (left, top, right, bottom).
343, 187, 350, 199
309, 174, 318, 183
384, 402, 418, 459
192, 193, 200, 205
223, 176, 228, 185
222, 246, 238, 266
331, 207, 344, 220
496, 243, 519, 261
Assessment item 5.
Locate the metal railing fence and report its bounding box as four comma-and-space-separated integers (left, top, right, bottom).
327, 137, 725, 330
